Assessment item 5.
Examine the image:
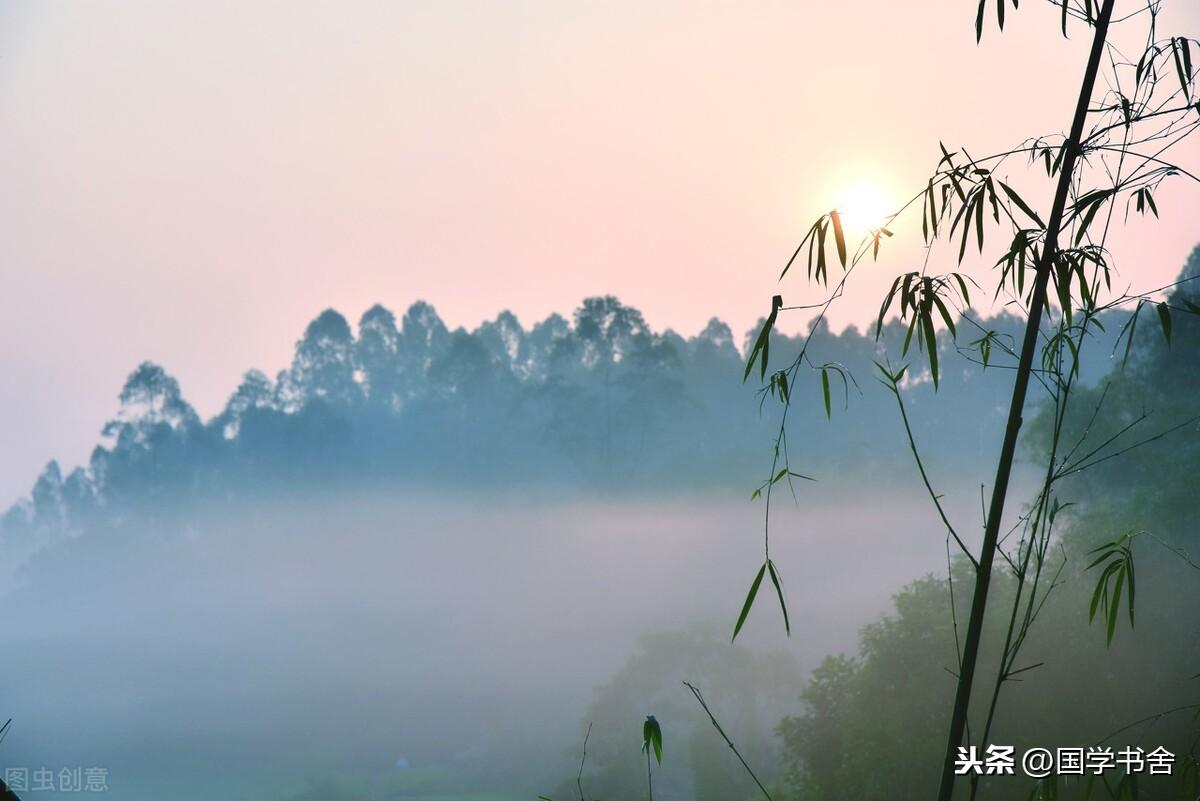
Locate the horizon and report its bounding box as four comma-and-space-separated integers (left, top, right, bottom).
3, 1, 1199, 503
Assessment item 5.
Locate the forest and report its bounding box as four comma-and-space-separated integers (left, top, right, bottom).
3, 1, 1199, 800
0, 248, 1196, 800
2, 286, 1128, 559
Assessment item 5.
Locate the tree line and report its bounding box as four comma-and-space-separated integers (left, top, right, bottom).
0, 278, 1160, 566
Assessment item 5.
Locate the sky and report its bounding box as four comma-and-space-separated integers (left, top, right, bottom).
2, 0, 1198, 507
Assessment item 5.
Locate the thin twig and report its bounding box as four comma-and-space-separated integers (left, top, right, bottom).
576, 722, 592, 801
683, 682, 775, 801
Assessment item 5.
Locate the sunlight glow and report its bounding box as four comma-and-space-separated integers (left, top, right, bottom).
836, 181, 893, 236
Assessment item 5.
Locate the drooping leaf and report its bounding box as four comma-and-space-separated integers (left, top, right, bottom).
871, 227, 893, 260
939, 143, 968, 201
952, 272, 972, 306
932, 292, 957, 336
1087, 539, 1138, 647
743, 295, 783, 382
924, 180, 939, 241
779, 221, 818, 280
1156, 302, 1172, 345
1144, 189, 1158, 217
1173, 37, 1191, 95
830, 210, 847, 269
975, 184, 986, 252
876, 275, 903, 340
1088, 562, 1115, 621
902, 311, 919, 356
956, 194, 974, 263
922, 309, 940, 388
1107, 565, 1125, 644
642, 716, 663, 764
1125, 548, 1135, 627
732, 563, 767, 641
1073, 189, 1113, 246
816, 219, 828, 283
1051, 141, 1069, 176
820, 368, 831, 418
766, 559, 790, 636
1121, 302, 1142, 368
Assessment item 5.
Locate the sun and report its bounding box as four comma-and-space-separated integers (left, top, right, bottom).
836, 181, 893, 236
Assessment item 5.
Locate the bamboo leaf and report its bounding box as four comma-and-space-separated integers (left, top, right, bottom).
1157, 302, 1172, 345
926, 180, 939, 240
940, 144, 968, 201
1173, 38, 1190, 95
958, 195, 975, 263
876, 275, 903, 339
1051, 141, 1068, 176
1144, 190, 1158, 218
932, 293, 957, 337
1121, 302, 1141, 368
642, 716, 663, 764
816, 220, 828, 284
779, 222, 817, 279
1125, 549, 1136, 628
1088, 566, 1108, 621
1107, 566, 1125, 645
922, 310, 940, 388
975, 185, 985, 252
743, 295, 782, 382
732, 563, 767, 641
830, 210, 847, 269
821, 368, 831, 418
1074, 192, 1109, 246
767, 559, 791, 636
902, 313, 918, 357
952, 272, 972, 306
999, 182, 1046, 227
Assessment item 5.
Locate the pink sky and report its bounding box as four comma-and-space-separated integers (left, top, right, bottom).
1, 0, 1198, 505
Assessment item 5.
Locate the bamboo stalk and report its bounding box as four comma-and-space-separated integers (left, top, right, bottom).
935, 2, 1118, 799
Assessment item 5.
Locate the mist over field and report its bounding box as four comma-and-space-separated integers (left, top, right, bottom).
0, 292, 1058, 800
7, 248, 1199, 800
0, 489, 960, 801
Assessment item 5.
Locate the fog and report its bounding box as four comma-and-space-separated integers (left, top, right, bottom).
2, 263, 1196, 800
0, 484, 970, 800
